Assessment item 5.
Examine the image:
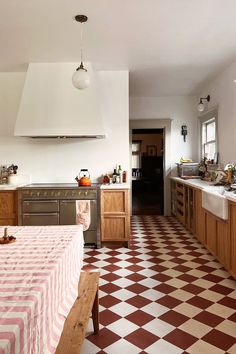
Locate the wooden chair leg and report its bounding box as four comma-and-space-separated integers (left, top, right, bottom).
92, 287, 99, 334
56, 272, 100, 354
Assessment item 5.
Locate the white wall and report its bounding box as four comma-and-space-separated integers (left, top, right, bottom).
199, 60, 236, 165
130, 96, 198, 168
0, 71, 129, 183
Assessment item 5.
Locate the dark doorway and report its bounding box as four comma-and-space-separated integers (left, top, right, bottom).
132, 129, 164, 215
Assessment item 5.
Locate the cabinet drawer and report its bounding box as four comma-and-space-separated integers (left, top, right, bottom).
22, 213, 59, 226
23, 200, 59, 213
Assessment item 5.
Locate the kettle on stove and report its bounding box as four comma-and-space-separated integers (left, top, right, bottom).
75, 169, 92, 187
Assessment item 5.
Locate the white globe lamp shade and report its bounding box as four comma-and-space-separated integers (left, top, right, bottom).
72, 67, 90, 90
197, 102, 205, 112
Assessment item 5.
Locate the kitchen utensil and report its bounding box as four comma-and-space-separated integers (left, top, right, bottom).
76, 169, 92, 187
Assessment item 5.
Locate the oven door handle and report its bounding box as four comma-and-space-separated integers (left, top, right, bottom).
23, 213, 59, 216
24, 200, 59, 205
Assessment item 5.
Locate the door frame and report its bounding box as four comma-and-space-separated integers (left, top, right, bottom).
130, 119, 172, 216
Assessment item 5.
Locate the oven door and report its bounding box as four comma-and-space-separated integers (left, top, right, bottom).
22, 213, 59, 225
59, 200, 97, 245
59, 200, 97, 229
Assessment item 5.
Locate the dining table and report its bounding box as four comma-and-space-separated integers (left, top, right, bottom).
0, 225, 84, 354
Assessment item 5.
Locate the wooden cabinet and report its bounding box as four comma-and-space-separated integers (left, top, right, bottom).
217, 219, 230, 269
0, 191, 18, 225
195, 189, 206, 244
171, 180, 177, 216
174, 181, 196, 233
205, 212, 217, 254
176, 182, 185, 225
171, 179, 233, 277
185, 186, 196, 234
230, 202, 236, 277
101, 189, 130, 246
205, 211, 230, 269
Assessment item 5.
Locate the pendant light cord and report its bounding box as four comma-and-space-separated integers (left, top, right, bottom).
80, 22, 84, 64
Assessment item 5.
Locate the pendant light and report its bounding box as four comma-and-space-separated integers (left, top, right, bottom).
72, 15, 90, 90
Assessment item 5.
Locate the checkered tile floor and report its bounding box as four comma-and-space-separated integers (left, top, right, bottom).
81, 216, 236, 354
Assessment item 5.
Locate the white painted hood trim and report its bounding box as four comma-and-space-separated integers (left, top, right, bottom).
14, 63, 106, 138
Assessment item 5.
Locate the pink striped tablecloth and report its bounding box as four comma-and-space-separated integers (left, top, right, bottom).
0, 225, 84, 354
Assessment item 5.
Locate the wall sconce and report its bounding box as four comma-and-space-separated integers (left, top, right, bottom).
197, 95, 210, 112
181, 125, 187, 142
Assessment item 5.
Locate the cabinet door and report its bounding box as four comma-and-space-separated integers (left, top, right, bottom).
101, 189, 130, 244
185, 186, 195, 233
102, 216, 128, 241
176, 183, 185, 225
0, 218, 16, 226
188, 187, 196, 233
230, 203, 236, 277
206, 213, 217, 255
101, 190, 128, 214
0, 191, 17, 225
23, 200, 59, 213
171, 180, 177, 216
217, 219, 230, 269
195, 189, 206, 244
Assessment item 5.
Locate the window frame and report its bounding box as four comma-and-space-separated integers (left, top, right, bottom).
199, 109, 218, 161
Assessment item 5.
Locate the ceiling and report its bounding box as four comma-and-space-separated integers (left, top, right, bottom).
1, 0, 236, 97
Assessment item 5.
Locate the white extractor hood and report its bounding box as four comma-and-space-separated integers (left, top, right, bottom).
14, 63, 106, 138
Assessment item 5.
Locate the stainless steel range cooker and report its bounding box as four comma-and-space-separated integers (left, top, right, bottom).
18, 183, 100, 248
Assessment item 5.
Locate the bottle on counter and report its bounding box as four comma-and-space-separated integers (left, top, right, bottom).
123, 170, 127, 183
118, 165, 123, 183
112, 169, 118, 183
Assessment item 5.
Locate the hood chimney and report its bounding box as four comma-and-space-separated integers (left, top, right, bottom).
14, 63, 106, 138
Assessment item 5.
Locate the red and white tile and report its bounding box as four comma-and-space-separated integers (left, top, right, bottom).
81, 216, 236, 354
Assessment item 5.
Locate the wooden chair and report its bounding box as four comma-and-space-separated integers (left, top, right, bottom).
56, 271, 100, 354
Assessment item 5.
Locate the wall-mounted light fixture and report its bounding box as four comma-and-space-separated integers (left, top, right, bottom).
181, 125, 187, 142
197, 95, 210, 112
72, 15, 90, 90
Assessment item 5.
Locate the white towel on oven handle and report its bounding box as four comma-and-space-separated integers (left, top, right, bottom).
76, 200, 91, 231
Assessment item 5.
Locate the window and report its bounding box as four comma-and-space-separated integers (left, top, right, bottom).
199, 109, 218, 161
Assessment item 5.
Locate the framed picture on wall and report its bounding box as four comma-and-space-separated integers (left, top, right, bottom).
146, 145, 157, 156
